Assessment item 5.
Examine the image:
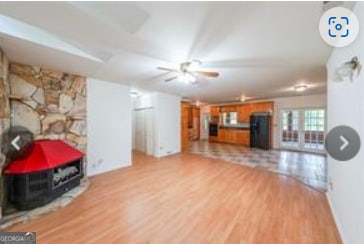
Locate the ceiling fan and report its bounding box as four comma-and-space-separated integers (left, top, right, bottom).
157, 60, 219, 83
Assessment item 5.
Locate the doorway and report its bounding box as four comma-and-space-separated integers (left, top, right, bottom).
280, 108, 325, 153
133, 108, 154, 155
201, 113, 210, 140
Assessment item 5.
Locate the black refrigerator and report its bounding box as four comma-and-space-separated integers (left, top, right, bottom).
250, 113, 271, 150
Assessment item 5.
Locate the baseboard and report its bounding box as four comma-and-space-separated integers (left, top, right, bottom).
87, 162, 131, 177
155, 150, 181, 158
326, 192, 347, 244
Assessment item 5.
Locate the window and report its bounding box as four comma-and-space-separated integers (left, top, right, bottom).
304, 109, 325, 131
222, 112, 237, 125
282, 111, 299, 131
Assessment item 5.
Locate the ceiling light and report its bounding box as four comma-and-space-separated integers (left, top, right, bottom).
294, 85, 307, 92
240, 95, 247, 102
195, 100, 201, 107
179, 73, 196, 84
188, 74, 197, 83
335, 56, 361, 82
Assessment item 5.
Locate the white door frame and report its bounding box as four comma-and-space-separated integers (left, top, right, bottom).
133, 107, 155, 156
279, 107, 326, 153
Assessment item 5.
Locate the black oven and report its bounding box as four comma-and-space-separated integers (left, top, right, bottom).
209, 123, 218, 137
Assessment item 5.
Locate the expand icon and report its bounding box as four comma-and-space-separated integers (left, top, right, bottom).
319, 7, 359, 47
328, 16, 349, 38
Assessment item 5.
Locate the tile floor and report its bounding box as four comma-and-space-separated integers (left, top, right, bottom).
188, 141, 327, 192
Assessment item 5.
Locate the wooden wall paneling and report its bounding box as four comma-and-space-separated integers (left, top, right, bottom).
192, 107, 200, 140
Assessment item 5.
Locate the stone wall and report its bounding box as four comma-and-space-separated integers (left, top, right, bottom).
9, 63, 87, 152
0, 47, 10, 219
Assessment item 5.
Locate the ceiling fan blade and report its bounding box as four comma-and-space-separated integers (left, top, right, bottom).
193, 70, 219, 77
157, 67, 178, 72
165, 76, 178, 82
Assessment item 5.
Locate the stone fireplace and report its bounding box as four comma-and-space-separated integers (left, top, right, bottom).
0, 49, 88, 224
9, 63, 87, 151
0, 46, 11, 220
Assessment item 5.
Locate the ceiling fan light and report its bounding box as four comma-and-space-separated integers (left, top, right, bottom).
179, 73, 196, 84
178, 74, 188, 83
188, 74, 197, 83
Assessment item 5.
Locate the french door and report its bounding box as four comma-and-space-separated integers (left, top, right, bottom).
280, 108, 325, 153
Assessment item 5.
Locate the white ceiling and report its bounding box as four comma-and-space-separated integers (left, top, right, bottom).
0, 2, 334, 103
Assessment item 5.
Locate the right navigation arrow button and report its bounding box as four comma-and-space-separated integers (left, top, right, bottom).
326, 125, 361, 161
339, 135, 349, 151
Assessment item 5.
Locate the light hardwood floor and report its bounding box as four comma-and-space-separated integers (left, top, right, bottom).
7, 152, 341, 244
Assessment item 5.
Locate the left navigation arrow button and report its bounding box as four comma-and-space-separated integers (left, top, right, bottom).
11, 135, 21, 151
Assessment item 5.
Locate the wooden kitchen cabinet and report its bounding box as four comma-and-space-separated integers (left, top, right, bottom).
225, 129, 235, 143
222, 105, 237, 112
208, 101, 273, 147
237, 104, 251, 123
251, 102, 273, 114
235, 130, 250, 147
215, 128, 250, 146
210, 106, 220, 117
218, 128, 225, 142
228, 106, 237, 112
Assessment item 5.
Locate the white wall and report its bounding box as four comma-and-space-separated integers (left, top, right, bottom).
87, 78, 132, 176
133, 93, 154, 109
272, 94, 327, 148
154, 92, 181, 157
326, 3, 364, 244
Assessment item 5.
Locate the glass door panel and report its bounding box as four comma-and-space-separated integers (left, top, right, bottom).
280, 110, 300, 149
303, 109, 325, 151
280, 108, 326, 152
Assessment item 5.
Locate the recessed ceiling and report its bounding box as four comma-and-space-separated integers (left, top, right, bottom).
0, 2, 334, 103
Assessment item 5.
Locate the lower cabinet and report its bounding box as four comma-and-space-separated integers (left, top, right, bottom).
235, 130, 250, 147
215, 129, 250, 147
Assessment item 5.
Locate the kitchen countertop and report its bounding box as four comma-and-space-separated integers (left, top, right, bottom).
219, 124, 250, 130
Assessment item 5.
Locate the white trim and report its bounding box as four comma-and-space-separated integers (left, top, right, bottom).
278, 107, 326, 153
326, 192, 347, 244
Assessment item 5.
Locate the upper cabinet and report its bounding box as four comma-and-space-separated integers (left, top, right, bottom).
221, 105, 237, 113
237, 104, 251, 123
237, 102, 274, 123
210, 102, 274, 123
250, 102, 274, 114
210, 106, 220, 117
